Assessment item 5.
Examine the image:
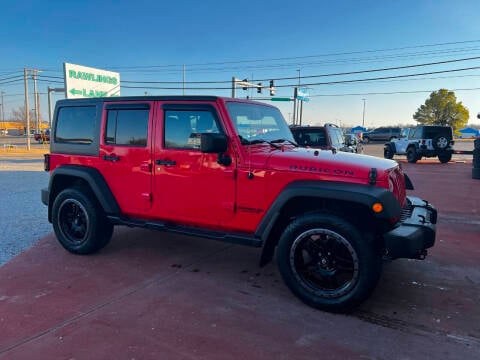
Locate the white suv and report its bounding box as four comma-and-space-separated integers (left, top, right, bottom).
384, 126, 454, 163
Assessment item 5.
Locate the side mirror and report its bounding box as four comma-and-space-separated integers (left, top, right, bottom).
200, 133, 228, 153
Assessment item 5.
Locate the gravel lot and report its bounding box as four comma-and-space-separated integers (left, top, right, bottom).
0, 155, 51, 266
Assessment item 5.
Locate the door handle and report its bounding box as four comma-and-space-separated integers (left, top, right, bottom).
155, 159, 176, 166
103, 154, 120, 162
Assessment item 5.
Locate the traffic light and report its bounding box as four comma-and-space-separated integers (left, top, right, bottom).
242, 79, 248, 91
269, 80, 275, 96
257, 83, 262, 94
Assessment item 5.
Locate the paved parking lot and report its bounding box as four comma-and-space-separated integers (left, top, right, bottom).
0, 145, 479, 359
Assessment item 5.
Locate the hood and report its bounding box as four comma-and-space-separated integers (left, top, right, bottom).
266, 147, 397, 181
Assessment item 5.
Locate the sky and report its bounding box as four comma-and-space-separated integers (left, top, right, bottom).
1, 0, 480, 129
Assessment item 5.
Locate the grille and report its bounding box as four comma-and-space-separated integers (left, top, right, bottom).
400, 201, 413, 221
389, 167, 407, 206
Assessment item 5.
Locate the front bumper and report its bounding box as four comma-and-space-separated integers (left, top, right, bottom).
383, 196, 437, 260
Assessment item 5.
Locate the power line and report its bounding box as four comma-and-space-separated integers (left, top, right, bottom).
308, 87, 480, 97
107, 39, 480, 70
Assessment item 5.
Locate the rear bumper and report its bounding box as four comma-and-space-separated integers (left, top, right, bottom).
41, 188, 49, 206
383, 196, 437, 260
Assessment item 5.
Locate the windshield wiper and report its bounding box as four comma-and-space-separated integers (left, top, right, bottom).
270, 138, 299, 147
238, 135, 281, 149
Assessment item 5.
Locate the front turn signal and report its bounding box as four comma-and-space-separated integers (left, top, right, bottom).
372, 202, 383, 213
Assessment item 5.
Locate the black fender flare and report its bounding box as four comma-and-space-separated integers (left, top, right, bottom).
256, 180, 401, 266
46, 165, 120, 221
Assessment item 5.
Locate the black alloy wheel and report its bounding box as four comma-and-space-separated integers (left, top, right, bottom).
406, 147, 418, 163
277, 213, 382, 312
52, 188, 113, 254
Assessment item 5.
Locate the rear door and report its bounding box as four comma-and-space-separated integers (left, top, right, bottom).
152, 102, 236, 227
98, 102, 153, 215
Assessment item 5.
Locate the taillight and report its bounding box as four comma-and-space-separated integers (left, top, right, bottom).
44, 154, 50, 172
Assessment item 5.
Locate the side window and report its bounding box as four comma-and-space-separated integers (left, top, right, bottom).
164, 110, 221, 150
329, 128, 342, 147
410, 128, 421, 140
55, 106, 96, 144
105, 109, 149, 146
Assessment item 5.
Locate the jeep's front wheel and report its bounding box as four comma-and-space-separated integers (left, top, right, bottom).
277, 213, 381, 313
384, 144, 394, 159
52, 188, 113, 254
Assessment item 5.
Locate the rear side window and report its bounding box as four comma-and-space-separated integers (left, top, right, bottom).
292, 129, 327, 147
55, 106, 96, 144
105, 109, 149, 146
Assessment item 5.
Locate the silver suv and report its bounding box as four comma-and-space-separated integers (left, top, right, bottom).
363, 127, 402, 143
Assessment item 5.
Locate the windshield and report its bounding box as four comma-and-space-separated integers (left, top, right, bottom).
226, 102, 295, 144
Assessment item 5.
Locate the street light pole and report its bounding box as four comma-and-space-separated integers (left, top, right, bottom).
362, 98, 366, 128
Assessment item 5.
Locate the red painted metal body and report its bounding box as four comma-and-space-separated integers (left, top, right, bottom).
48, 97, 404, 233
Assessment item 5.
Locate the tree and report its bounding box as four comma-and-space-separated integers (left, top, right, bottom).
10, 106, 36, 129
413, 89, 469, 131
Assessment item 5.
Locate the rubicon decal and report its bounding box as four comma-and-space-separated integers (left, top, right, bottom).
289, 165, 355, 176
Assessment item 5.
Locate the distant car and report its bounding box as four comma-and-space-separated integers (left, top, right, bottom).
345, 133, 363, 154
34, 129, 50, 143
363, 127, 402, 143
290, 124, 356, 153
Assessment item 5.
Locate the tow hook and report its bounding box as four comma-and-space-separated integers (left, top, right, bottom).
417, 250, 427, 260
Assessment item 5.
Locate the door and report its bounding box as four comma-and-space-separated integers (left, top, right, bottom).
152, 103, 236, 227
395, 128, 411, 154
99, 102, 153, 215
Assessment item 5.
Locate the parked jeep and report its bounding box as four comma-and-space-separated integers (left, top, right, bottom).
42, 96, 437, 312
384, 125, 454, 163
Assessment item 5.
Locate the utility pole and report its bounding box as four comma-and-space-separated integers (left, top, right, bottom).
48, 87, 65, 128
32, 70, 39, 133
362, 98, 366, 128
24, 68, 31, 150
0, 91, 5, 135
297, 69, 301, 124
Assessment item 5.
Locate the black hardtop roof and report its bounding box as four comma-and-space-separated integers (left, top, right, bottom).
54, 95, 274, 107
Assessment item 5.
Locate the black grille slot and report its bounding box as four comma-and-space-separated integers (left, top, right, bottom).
400, 202, 413, 221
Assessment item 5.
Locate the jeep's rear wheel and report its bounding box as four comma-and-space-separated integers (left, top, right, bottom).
52, 188, 113, 254
406, 147, 418, 163
438, 152, 452, 163
277, 213, 382, 313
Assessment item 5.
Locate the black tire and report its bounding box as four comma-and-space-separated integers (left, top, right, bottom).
406, 147, 418, 163
52, 188, 113, 254
438, 152, 452, 163
433, 135, 449, 150
384, 144, 394, 159
276, 213, 382, 313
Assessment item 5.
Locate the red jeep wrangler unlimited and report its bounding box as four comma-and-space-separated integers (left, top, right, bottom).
42, 96, 437, 312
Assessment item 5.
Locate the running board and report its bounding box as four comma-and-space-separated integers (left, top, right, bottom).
107, 216, 263, 248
